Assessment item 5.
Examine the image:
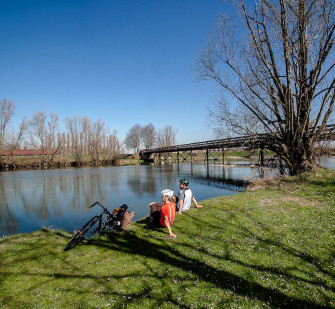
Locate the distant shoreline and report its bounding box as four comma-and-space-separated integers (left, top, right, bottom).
0, 152, 334, 172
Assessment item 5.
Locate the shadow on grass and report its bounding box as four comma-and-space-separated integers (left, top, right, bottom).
1, 224, 332, 308
184, 212, 334, 292
82, 228, 330, 309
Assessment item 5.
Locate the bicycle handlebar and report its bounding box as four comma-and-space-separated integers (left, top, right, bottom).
89, 201, 111, 214
89, 201, 100, 208
89, 201, 129, 216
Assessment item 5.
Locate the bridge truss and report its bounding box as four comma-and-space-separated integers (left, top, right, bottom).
140, 124, 335, 167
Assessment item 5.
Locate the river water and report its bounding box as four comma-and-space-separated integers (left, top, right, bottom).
1, 158, 334, 237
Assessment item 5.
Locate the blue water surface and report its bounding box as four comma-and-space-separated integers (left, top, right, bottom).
0, 158, 334, 237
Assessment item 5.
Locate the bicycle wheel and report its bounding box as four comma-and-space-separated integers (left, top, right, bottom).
64, 215, 99, 251
64, 233, 82, 251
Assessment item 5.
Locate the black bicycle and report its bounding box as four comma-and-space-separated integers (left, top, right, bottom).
64, 201, 129, 251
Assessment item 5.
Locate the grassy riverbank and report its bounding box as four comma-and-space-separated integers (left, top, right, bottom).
1, 149, 254, 171
1, 168, 334, 308
0, 154, 141, 171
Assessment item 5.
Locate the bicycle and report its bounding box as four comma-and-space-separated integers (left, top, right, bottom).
64, 201, 129, 251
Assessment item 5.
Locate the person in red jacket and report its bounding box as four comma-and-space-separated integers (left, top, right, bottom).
147, 189, 176, 238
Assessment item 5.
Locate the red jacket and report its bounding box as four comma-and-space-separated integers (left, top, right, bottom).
160, 202, 175, 227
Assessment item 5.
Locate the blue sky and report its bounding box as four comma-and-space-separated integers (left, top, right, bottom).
0, 0, 230, 144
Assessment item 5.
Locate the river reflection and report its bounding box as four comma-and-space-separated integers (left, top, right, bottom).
1, 158, 334, 237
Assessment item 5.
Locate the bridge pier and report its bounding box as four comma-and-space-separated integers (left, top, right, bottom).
140, 151, 153, 163
259, 147, 264, 167
154, 153, 159, 164
204, 149, 225, 165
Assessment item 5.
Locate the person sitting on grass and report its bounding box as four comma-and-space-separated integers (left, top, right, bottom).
147, 189, 176, 238
177, 178, 203, 215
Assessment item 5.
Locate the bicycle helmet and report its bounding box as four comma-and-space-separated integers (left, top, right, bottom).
120, 204, 128, 210
179, 178, 189, 186
161, 189, 174, 198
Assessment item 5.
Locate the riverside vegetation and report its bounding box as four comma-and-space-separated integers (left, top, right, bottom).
0, 153, 141, 171
0, 149, 257, 171
0, 168, 334, 308
1, 148, 334, 171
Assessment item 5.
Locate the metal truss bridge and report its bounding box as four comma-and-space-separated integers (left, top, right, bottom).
140, 124, 335, 166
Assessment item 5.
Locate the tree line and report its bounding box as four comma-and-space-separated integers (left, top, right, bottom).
124, 123, 177, 153
0, 99, 177, 168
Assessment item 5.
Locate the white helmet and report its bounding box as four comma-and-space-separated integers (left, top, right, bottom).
161, 189, 174, 198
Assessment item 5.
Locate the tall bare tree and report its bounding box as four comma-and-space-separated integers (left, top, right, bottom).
108, 130, 122, 154
141, 123, 156, 149
64, 116, 90, 165
100, 130, 123, 162
89, 118, 107, 165
0, 99, 15, 161
125, 124, 142, 153
30, 111, 60, 166
198, 0, 335, 175
4, 119, 28, 167
80, 117, 91, 156
30, 111, 47, 164
157, 125, 177, 148
47, 113, 60, 163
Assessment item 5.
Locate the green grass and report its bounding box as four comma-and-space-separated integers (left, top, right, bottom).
1, 168, 334, 308
225, 150, 254, 157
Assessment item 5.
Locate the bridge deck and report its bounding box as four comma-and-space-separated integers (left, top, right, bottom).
140, 124, 335, 156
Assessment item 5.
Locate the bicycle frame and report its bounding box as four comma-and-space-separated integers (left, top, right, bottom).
89, 202, 116, 235
64, 201, 128, 251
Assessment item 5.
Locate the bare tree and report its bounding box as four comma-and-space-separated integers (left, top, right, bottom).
100, 130, 124, 162
157, 125, 177, 147
65, 117, 79, 163
57, 132, 66, 159
0, 99, 15, 162
47, 113, 60, 163
198, 0, 335, 175
65, 117, 83, 165
207, 97, 264, 138
4, 119, 28, 167
125, 124, 142, 153
141, 123, 156, 149
89, 118, 107, 165
30, 111, 60, 166
108, 130, 122, 154
30, 111, 47, 164
80, 117, 91, 156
